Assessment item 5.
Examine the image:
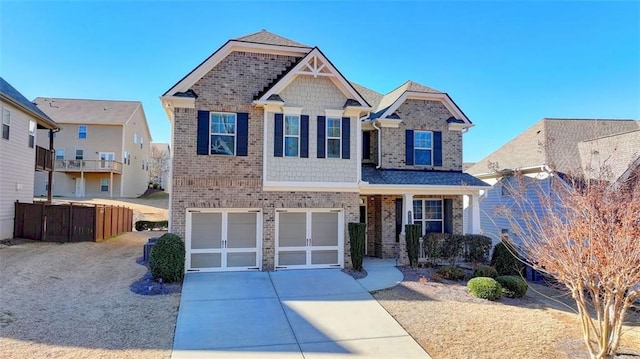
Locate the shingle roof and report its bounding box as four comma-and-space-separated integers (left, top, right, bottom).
578, 129, 640, 182
234, 30, 310, 48
369, 80, 444, 119
362, 166, 489, 187
350, 82, 383, 109
34, 98, 142, 125
467, 118, 640, 177
0, 77, 58, 129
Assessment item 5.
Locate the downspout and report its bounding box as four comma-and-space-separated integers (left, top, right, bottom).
372, 120, 382, 169
47, 128, 60, 203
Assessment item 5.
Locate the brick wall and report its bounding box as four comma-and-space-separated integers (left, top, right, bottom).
380, 99, 462, 171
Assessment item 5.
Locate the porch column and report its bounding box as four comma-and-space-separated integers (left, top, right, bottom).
400, 193, 414, 234
468, 194, 481, 234
109, 172, 114, 198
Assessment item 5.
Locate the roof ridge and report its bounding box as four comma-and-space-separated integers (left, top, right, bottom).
34, 97, 141, 103
234, 29, 310, 48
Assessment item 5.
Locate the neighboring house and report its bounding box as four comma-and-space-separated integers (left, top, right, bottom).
0, 77, 59, 240
160, 30, 488, 272
466, 118, 640, 245
33, 98, 152, 198
149, 142, 171, 193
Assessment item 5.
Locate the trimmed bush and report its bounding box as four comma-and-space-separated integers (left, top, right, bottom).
496, 275, 528, 298
405, 224, 421, 267
348, 222, 366, 271
491, 241, 526, 276
135, 220, 169, 231
467, 277, 503, 300
463, 235, 492, 263
435, 265, 466, 281
149, 233, 185, 283
472, 264, 498, 278
440, 234, 464, 265
422, 233, 446, 264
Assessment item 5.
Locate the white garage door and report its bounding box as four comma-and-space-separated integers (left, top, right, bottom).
275, 209, 344, 270
186, 209, 262, 272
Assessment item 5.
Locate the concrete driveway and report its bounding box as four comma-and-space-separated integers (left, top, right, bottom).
171, 269, 430, 359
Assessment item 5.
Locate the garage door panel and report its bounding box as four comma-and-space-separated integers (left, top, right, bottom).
279, 213, 306, 247
227, 252, 257, 267
311, 212, 338, 247
191, 253, 222, 269
279, 251, 307, 266
311, 250, 338, 265
191, 213, 222, 249
227, 213, 257, 249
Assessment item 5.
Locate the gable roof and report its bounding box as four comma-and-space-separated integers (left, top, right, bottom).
0, 77, 58, 130
34, 97, 142, 126
234, 30, 310, 48
578, 129, 640, 182
467, 118, 640, 177
350, 82, 383, 109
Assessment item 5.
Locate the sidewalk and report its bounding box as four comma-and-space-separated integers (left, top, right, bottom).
357, 257, 404, 292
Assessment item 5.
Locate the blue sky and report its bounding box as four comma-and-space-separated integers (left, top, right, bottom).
2, 1, 638, 163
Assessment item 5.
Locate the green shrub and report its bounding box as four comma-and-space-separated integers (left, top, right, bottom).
440, 234, 464, 265
467, 277, 503, 300
472, 264, 498, 278
422, 233, 446, 264
463, 235, 492, 263
149, 233, 185, 283
491, 241, 526, 276
135, 220, 169, 231
405, 224, 421, 267
435, 265, 466, 281
496, 276, 528, 298
348, 222, 366, 271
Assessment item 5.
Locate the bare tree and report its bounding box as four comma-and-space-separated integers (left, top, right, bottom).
149, 144, 170, 188
497, 170, 640, 359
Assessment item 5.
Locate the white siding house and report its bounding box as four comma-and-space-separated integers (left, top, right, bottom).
0, 77, 59, 240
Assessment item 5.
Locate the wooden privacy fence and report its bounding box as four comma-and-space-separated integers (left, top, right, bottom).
14, 201, 133, 242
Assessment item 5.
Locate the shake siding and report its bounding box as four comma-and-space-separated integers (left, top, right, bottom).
267, 76, 358, 183
0, 102, 37, 240
382, 99, 462, 171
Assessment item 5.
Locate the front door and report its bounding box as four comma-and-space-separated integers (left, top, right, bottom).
275, 209, 343, 270
186, 209, 261, 272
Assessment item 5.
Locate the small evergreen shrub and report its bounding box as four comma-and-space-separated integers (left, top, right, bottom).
440, 234, 464, 265
135, 220, 169, 231
149, 233, 185, 283
348, 222, 366, 271
472, 264, 498, 278
496, 276, 528, 298
491, 241, 526, 276
467, 277, 503, 300
405, 224, 421, 267
463, 235, 492, 263
422, 233, 449, 265
435, 265, 466, 281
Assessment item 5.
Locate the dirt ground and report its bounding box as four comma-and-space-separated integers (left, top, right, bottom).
374, 266, 640, 359
0, 231, 179, 359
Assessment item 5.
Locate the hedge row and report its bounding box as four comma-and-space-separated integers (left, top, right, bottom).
135, 220, 169, 231
421, 233, 492, 265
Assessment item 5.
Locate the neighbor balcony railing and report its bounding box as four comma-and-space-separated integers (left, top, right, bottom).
35, 146, 54, 171
54, 159, 123, 174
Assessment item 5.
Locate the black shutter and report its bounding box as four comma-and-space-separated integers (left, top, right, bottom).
197, 110, 210, 155
300, 115, 309, 158
236, 113, 249, 156
444, 199, 453, 234
362, 131, 371, 160
317, 116, 326, 158
405, 129, 414, 165
274, 113, 283, 157
433, 131, 442, 166
341, 117, 350, 159
395, 198, 403, 242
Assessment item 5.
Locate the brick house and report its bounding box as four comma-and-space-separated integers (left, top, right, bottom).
161, 30, 488, 272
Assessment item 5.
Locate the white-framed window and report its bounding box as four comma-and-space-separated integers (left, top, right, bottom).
55, 148, 65, 160
28, 121, 36, 148
413, 199, 443, 235
2, 107, 10, 140
326, 117, 341, 158
414, 131, 433, 166
78, 125, 87, 139
100, 178, 109, 192
140, 136, 144, 149
133, 133, 137, 144
210, 112, 236, 156
284, 115, 300, 157
75, 149, 84, 160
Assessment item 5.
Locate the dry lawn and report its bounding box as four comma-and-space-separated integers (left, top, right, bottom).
0, 231, 180, 359
374, 267, 640, 359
